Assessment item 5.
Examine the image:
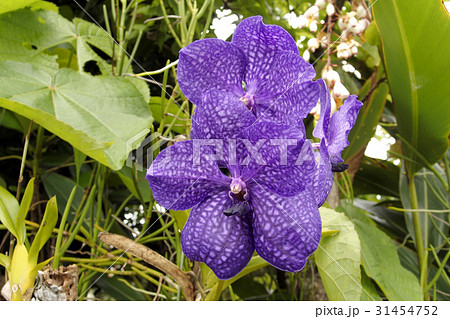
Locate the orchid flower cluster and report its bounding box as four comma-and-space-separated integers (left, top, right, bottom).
146, 16, 362, 280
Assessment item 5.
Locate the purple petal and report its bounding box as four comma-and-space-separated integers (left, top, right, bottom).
252, 52, 315, 99
259, 80, 320, 126
191, 89, 256, 139
232, 16, 298, 89
312, 79, 331, 140
313, 140, 333, 207
250, 184, 321, 272
146, 140, 228, 210
252, 139, 316, 197
177, 39, 246, 105
241, 121, 305, 166
327, 95, 363, 163
250, 51, 317, 124
181, 191, 254, 280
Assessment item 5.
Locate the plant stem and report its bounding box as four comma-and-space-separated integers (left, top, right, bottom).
16, 121, 33, 199
409, 177, 428, 300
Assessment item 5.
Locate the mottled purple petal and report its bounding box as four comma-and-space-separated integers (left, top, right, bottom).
312, 79, 331, 140
260, 80, 320, 125
146, 140, 228, 210
177, 39, 246, 105
191, 89, 256, 139
250, 184, 321, 272
327, 95, 363, 163
252, 139, 316, 196
232, 16, 298, 89
313, 140, 333, 207
241, 121, 305, 166
181, 191, 254, 280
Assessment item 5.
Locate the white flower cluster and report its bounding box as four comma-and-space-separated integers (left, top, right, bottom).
299, 0, 371, 60
299, 1, 370, 115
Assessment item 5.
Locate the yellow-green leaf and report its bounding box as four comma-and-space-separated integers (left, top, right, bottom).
315, 207, 362, 301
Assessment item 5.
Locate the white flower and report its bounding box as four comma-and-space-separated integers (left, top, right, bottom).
333, 81, 350, 99
349, 16, 358, 28
307, 38, 320, 52
356, 4, 367, 18
322, 67, 340, 85
338, 18, 347, 30
320, 35, 328, 48
304, 5, 320, 19
315, 0, 327, 9
302, 49, 311, 62
309, 20, 318, 33
298, 15, 309, 29
337, 43, 351, 59
326, 3, 335, 16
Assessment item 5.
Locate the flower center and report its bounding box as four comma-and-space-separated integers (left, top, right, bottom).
223, 178, 251, 217
240, 93, 255, 110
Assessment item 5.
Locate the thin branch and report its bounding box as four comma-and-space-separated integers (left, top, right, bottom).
98, 232, 194, 300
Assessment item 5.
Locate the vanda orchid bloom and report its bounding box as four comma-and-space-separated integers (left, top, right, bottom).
147, 90, 321, 279
177, 16, 319, 126
146, 16, 362, 280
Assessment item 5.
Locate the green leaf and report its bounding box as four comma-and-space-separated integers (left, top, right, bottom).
373, 0, 450, 174
42, 172, 84, 224
0, 61, 151, 170
117, 165, 152, 203
15, 178, 35, 244
97, 276, 146, 301
340, 201, 423, 300
353, 158, 400, 198
149, 96, 189, 134
315, 207, 362, 301
360, 267, 381, 301
204, 256, 269, 300
170, 209, 189, 230
73, 147, 86, 184
342, 79, 388, 161
0, 9, 73, 74
28, 196, 58, 264
400, 165, 449, 252
0, 252, 10, 270
0, 0, 49, 14
0, 184, 19, 238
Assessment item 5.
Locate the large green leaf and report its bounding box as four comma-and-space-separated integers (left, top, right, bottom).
0, 9, 124, 76
314, 207, 362, 301
0, 0, 56, 14
340, 201, 423, 300
0, 61, 151, 170
0, 8, 73, 74
372, 0, 450, 175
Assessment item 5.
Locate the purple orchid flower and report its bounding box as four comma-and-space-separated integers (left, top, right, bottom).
312, 79, 363, 206
177, 16, 319, 126
146, 89, 321, 280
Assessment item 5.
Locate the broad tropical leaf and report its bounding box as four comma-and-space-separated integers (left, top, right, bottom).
340, 202, 423, 300
315, 207, 362, 301
372, 0, 450, 175
0, 61, 151, 170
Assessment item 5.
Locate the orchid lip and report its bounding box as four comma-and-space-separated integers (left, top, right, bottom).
240, 93, 255, 110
